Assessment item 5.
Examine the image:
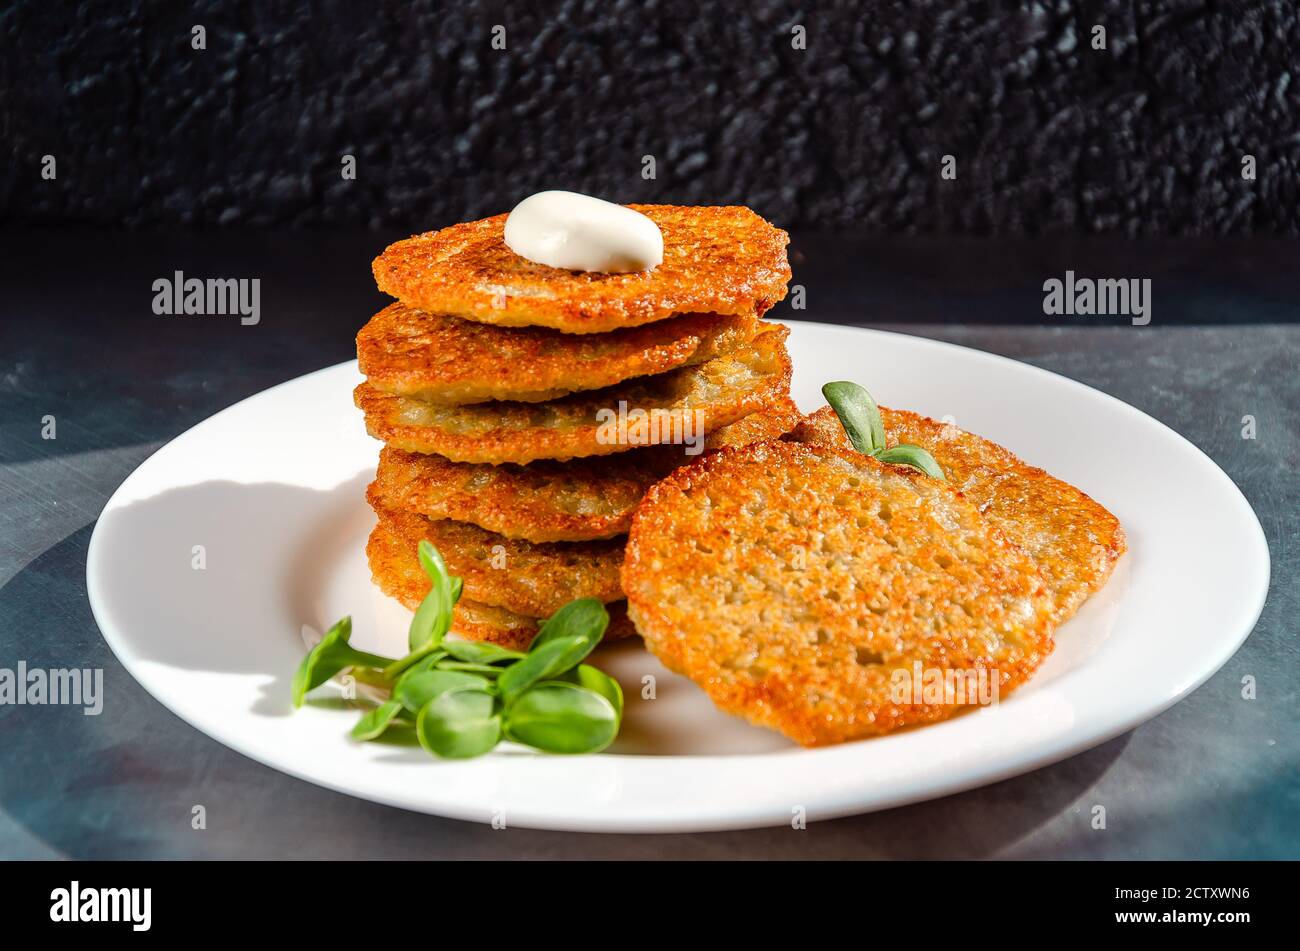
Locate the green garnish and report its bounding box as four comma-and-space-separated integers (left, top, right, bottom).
410, 539, 455, 651
417, 688, 502, 759
503, 681, 619, 755
291, 541, 623, 759
822, 381, 945, 480
350, 699, 405, 740
499, 635, 596, 704
393, 668, 491, 713
560, 664, 624, 719
875, 444, 945, 480
822, 381, 886, 454
291, 617, 396, 708
441, 640, 525, 664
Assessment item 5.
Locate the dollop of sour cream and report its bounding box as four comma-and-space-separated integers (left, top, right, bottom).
503, 191, 663, 273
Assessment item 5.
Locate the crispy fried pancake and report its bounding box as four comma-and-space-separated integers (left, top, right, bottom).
789, 406, 1126, 625
699, 397, 802, 450
622, 440, 1056, 747
365, 518, 636, 649
357, 302, 766, 404
355, 325, 791, 464
372, 205, 791, 334
368, 493, 624, 618
370, 399, 802, 542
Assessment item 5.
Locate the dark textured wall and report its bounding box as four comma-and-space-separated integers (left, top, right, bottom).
3, 0, 1298, 234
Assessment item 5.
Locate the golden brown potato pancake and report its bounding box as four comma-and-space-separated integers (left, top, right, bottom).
368, 493, 624, 618
354, 325, 791, 464
788, 406, 1126, 625
357, 302, 767, 405
365, 517, 636, 649
372, 205, 791, 334
622, 440, 1056, 747
369, 398, 802, 542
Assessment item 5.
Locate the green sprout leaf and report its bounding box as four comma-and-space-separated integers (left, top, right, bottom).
875, 444, 945, 480
442, 639, 525, 665
558, 664, 624, 720
407, 590, 446, 654
349, 665, 395, 689
409, 539, 455, 651
416, 689, 502, 759
823, 380, 946, 480
529, 598, 610, 652
418, 538, 450, 585
350, 699, 405, 741
294, 540, 626, 761
393, 668, 493, 714
383, 648, 448, 682
434, 661, 507, 676
823, 381, 885, 455
504, 682, 619, 754
292, 617, 396, 708
498, 634, 597, 705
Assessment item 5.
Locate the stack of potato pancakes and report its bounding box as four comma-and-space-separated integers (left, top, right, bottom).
354, 205, 796, 648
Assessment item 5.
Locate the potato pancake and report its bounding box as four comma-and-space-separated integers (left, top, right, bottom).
622, 440, 1056, 747
357, 302, 767, 404
354, 324, 791, 464
372, 205, 791, 334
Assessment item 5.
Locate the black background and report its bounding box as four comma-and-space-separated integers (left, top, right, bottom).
4, 0, 1299, 233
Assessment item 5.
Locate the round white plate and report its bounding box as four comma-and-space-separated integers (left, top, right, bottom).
87, 321, 1269, 832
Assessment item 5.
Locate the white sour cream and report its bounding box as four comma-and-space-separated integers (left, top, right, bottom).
503, 191, 663, 273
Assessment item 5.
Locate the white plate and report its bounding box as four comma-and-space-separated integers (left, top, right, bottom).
87, 322, 1269, 832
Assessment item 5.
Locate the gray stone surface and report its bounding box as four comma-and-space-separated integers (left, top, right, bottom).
4, 1, 1300, 233
0, 231, 1296, 858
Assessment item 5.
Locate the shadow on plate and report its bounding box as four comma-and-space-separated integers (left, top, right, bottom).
90, 476, 370, 698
